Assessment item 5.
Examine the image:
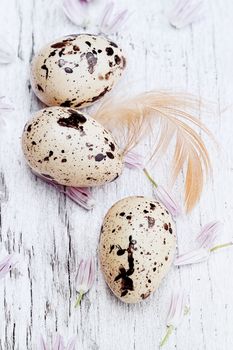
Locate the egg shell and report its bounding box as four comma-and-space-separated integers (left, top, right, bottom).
21, 107, 123, 187
30, 34, 126, 108
99, 196, 176, 303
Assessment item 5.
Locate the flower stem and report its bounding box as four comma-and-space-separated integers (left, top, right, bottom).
160, 325, 174, 347
143, 168, 158, 188
75, 290, 84, 308
210, 242, 233, 253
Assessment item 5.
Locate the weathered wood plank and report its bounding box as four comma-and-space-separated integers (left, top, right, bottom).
0, 0, 233, 349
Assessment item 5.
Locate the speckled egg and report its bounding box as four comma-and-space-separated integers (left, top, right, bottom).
21, 107, 123, 187
30, 34, 126, 108
99, 196, 176, 303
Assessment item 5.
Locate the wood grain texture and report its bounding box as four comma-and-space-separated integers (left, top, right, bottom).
0, 0, 233, 349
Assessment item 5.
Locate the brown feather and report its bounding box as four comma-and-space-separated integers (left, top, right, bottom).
94, 91, 213, 212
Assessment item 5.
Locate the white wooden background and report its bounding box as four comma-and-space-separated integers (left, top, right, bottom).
0, 0, 233, 349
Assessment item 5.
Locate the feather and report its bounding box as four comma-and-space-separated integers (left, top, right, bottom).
94, 91, 213, 212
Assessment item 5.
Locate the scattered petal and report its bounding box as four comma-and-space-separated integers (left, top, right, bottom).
0, 37, 16, 64
53, 334, 65, 350
196, 221, 221, 249
39, 335, 48, 350
39, 334, 76, 350
168, 0, 205, 29
174, 247, 209, 266
75, 256, 95, 307
125, 164, 181, 217
124, 154, 181, 216
62, 0, 129, 34
66, 337, 77, 350
153, 184, 181, 217
34, 172, 95, 210
99, 2, 129, 34
160, 289, 187, 347
175, 221, 232, 266
62, 0, 91, 27
63, 187, 95, 210
0, 254, 16, 279
124, 151, 145, 170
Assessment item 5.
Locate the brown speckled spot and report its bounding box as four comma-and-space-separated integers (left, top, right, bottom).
51, 42, 66, 49
58, 48, 66, 57
41, 64, 49, 79
109, 245, 115, 253
122, 56, 126, 68
164, 223, 169, 230
114, 236, 137, 297
147, 216, 155, 228
27, 124, 32, 133
86, 52, 98, 74
141, 292, 150, 300
109, 142, 115, 151
106, 47, 114, 56
37, 84, 44, 92
114, 55, 121, 65
65, 67, 73, 74
60, 100, 72, 107
106, 152, 114, 159
150, 203, 156, 210
95, 154, 105, 162
109, 41, 118, 48
58, 59, 65, 67
58, 110, 87, 130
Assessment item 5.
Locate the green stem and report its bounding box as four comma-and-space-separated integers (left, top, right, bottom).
75, 290, 84, 308
143, 168, 158, 189
210, 242, 233, 253
160, 325, 174, 347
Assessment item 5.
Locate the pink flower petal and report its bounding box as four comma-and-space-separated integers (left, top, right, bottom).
53, 334, 65, 350
168, 0, 205, 29
107, 9, 129, 32
39, 335, 48, 350
154, 185, 181, 217
34, 172, 95, 210
99, 2, 129, 34
75, 259, 84, 287
99, 2, 114, 30
87, 256, 95, 288
167, 289, 186, 327
174, 247, 210, 266
75, 257, 95, 294
0, 254, 16, 279
66, 337, 77, 350
63, 187, 95, 210
63, 0, 129, 34
62, 0, 89, 26
160, 289, 187, 346
196, 221, 221, 249
124, 151, 145, 170
124, 159, 181, 217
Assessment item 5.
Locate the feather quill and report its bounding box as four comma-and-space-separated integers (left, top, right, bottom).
94, 91, 213, 212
